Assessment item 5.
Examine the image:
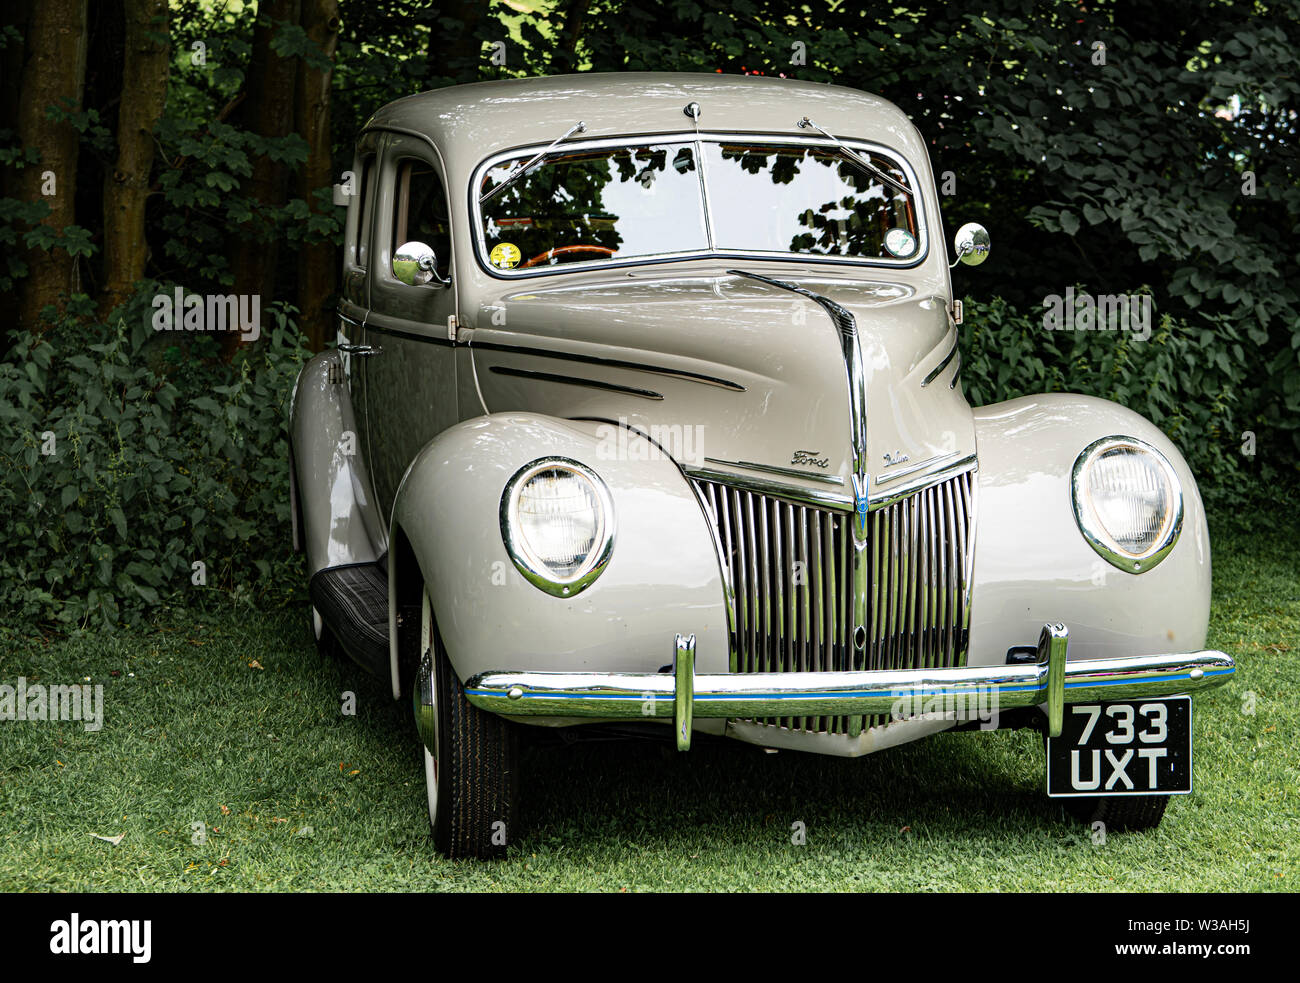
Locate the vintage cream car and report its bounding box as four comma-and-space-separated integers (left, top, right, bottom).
289, 73, 1236, 857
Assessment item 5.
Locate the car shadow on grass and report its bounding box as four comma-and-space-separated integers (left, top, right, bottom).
508, 724, 1067, 855
300, 622, 1088, 871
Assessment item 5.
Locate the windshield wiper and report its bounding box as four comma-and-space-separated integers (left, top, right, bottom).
479, 120, 587, 205
795, 117, 913, 198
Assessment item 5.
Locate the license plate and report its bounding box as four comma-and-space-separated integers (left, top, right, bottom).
1046, 696, 1192, 797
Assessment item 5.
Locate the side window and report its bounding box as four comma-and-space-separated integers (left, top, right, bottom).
356, 156, 375, 268
393, 159, 452, 279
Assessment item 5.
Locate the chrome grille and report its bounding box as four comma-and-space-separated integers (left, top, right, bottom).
692, 469, 976, 736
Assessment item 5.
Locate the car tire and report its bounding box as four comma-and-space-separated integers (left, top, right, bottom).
309, 605, 341, 659
417, 588, 518, 859
1062, 794, 1169, 832
1041, 728, 1171, 832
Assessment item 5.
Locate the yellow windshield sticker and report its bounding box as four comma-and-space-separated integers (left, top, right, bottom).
490, 242, 522, 269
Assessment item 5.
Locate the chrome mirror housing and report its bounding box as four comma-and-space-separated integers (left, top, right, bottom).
951, 223, 991, 267
393, 240, 446, 286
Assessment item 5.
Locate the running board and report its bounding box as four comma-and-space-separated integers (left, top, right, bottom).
309, 560, 390, 677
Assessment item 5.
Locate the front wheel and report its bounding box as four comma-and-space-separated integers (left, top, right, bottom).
1042, 728, 1170, 832
415, 588, 518, 858
309, 606, 341, 659
1063, 794, 1169, 832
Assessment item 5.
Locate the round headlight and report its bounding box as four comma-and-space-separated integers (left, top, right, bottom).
1071, 436, 1183, 573
500, 458, 615, 596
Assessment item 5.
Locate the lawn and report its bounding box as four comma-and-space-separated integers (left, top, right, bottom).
1, 522, 1296, 892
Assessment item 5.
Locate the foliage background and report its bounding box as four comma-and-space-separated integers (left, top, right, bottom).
1, 0, 1297, 631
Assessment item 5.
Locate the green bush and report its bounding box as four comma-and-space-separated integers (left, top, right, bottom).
0, 295, 308, 630
958, 294, 1287, 520
0, 288, 1288, 634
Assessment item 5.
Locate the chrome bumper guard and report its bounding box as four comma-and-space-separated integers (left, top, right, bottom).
463, 624, 1236, 751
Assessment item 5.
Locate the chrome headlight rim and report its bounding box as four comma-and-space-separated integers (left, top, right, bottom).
1071, 434, 1183, 574
499, 456, 616, 597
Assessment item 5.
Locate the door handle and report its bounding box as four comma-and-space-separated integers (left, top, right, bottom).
338, 343, 383, 357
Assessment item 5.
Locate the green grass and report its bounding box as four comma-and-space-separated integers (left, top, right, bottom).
2, 524, 1296, 892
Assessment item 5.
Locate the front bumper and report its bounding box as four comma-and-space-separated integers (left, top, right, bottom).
463, 624, 1236, 750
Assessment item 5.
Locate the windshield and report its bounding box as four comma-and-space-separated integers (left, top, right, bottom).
476, 138, 921, 273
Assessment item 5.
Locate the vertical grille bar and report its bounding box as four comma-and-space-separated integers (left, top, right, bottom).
744, 491, 760, 674
759, 499, 764, 676
887, 499, 902, 671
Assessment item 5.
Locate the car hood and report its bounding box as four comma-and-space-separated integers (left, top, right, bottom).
465, 269, 976, 500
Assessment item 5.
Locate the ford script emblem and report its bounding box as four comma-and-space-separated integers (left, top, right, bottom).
791, 449, 830, 469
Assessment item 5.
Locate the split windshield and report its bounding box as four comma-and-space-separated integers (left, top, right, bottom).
476, 138, 920, 273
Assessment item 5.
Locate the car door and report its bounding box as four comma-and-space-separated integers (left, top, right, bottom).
359, 132, 459, 521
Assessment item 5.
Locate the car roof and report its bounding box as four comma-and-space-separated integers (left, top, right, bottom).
363, 72, 928, 180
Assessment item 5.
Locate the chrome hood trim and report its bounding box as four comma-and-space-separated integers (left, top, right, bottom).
727, 269, 870, 531
467, 269, 976, 502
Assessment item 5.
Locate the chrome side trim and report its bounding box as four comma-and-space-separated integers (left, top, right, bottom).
467, 646, 1236, 721
472, 340, 747, 392
487, 364, 664, 400
703, 456, 844, 485
920, 338, 959, 387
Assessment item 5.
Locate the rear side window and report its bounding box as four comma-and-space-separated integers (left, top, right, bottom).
394, 159, 452, 279
356, 157, 375, 268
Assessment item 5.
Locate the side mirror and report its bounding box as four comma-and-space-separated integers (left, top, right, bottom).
393, 240, 448, 286
951, 223, 991, 268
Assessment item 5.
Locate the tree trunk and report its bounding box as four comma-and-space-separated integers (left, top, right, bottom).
100, 0, 168, 318
226, 0, 301, 357
0, 1, 34, 345
16, 0, 89, 334
295, 0, 339, 352
558, 0, 590, 71
0, 2, 34, 177
428, 0, 488, 83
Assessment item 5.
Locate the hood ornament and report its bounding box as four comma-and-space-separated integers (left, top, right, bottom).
852, 474, 870, 524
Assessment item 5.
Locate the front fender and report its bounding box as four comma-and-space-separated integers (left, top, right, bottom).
388, 413, 728, 698
967, 394, 1211, 667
